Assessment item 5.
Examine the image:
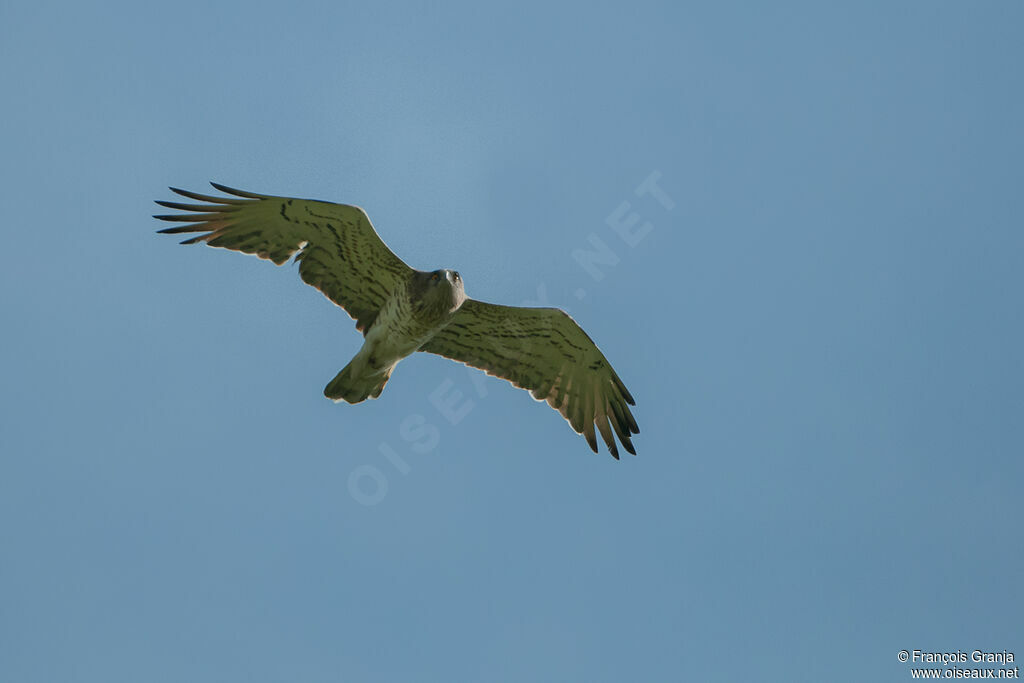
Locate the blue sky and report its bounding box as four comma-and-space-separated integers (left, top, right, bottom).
1, 1, 1022, 681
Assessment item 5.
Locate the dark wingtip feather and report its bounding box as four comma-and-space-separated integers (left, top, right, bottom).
157, 225, 207, 234
596, 415, 619, 459
612, 374, 636, 405
153, 214, 203, 222
616, 411, 639, 437
610, 411, 636, 455
155, 199, 231, 212
156, 200, 194, 212
168, 186, 248, 204
210, 182, 264, 199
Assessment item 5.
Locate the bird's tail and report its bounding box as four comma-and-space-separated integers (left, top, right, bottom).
324, 361, 391, 404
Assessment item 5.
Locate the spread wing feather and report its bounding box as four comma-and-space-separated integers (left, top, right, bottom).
419, 300, 639, 458
154, 183, 412, 333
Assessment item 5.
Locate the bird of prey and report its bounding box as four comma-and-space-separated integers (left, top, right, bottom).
155, 183, 639, 457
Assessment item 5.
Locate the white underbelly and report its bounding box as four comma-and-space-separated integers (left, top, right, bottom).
363, 321, 422, 367
353, 293, 437, 376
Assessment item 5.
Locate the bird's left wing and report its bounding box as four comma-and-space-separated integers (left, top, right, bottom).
155, 183, 413, 334
419, 300, 639, 458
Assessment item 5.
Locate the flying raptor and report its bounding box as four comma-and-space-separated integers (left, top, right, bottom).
155, 183, 639, 457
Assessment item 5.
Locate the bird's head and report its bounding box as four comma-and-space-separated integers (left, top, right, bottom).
419, 268, 466, 314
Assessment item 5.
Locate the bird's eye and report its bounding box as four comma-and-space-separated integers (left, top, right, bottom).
453, 271, 460, 281
431, 273, 439, 282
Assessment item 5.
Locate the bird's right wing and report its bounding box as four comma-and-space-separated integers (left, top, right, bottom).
420, 299, 639, 458
155, 183, 413, 334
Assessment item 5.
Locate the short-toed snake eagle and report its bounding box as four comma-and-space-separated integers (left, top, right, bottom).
155, 183, 639, 457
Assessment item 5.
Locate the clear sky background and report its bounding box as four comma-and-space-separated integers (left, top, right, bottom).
1, 1, 1021, 681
